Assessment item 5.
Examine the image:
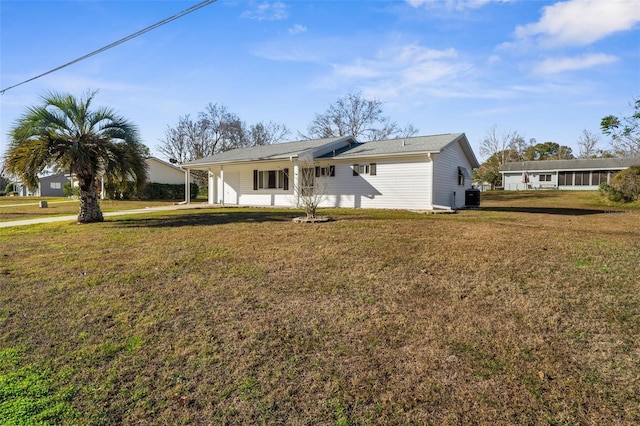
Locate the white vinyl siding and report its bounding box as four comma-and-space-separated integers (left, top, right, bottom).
432, 141, 474, 209
146, 158, 185, 185
320, 158, 432, 209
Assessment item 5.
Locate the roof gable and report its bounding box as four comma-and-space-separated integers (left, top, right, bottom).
146, 156, 182, 171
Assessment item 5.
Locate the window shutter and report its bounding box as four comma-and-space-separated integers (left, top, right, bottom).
253, 170, 258, 190
353, 164, 359, 176
330, 165, 335, 177
283, 168, 289, 190
370, 163, 376, 176
315, 166, 321, 177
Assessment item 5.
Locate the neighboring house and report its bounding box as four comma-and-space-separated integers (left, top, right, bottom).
37, 174, 70, 197
182, 133, 480, 210
501, 157, 640, 191
145, 157, 188, 185
96, 156, 189, 199
11, 173, 69, 196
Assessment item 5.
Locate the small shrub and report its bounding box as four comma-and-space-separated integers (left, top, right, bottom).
601, 166, 640, 202
141, 182, 199, 200
105, 180, 138, 200
63, 182, 79, 197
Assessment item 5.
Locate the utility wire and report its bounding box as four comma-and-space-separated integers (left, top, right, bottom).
0, 0, 218, 95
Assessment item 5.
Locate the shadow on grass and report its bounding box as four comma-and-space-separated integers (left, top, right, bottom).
109, 210, 300, 228
481, 191, 567, 202
479, 206, 620, 216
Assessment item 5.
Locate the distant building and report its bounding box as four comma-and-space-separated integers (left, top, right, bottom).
501, 157, 640, 190
37, 174, 70, 196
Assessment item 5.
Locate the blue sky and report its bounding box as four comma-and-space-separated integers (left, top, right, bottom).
1, 0, 639, 162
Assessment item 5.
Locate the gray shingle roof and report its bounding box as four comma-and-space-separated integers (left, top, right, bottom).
329, 133, 467, 158
182, 136, 351, 166
501, 157, 640, 172
181, 133, 479, 168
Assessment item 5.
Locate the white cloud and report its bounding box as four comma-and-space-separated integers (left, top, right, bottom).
406, 0, 509, 11
323, 42, 476, 101
241, 1, 288, 21
288, 24, 307, 35
532, 53, 618, 74
515, 0, 640, 47
331, 43, 460, 84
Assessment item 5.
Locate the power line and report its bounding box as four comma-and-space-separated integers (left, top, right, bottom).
0, 0, 217, 95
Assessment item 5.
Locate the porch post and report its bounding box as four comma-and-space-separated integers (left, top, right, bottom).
185, 168, 191, 204
220, 166, 225, 205
208, 170, 215, 205
292, 159, 299, 206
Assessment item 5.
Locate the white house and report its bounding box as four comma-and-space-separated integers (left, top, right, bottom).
501, 157, 640, 191
96, 156, 189, 199
145, 157, 188, 185
181, 133, 480, 210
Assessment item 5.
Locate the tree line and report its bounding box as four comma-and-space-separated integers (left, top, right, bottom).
156, 91, 418, 165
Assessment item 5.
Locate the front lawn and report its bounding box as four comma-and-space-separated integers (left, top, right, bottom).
1, 192, 638, 424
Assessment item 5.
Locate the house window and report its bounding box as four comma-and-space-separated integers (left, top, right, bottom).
574, 171, 590, 186
540, 174, 552, 182
352, 163, 376, 176
458, 167, 470, 186
253, 168, 289, 190
558, 172, 571, 186
315, 165, 335, 177
50, 182, 62, 189
591, 171, 610, 186
300, 167, 315, 196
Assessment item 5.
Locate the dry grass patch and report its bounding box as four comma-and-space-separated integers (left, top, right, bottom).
1, 193, 639, 425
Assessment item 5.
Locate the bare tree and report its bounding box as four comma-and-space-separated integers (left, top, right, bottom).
478, 125, 526, 164
306, 92, 418, 141
247, 121, 290, 146
156, 115, 193, 164
157, 103, 290, 163
198, 103, 246, 154
577, 129, 600, 158
475, 125, 527, 189
292, 160, 331, 221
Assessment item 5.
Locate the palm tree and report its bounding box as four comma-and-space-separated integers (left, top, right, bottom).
3, 90, 148, 223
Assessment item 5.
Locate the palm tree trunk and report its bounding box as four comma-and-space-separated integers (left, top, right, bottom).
78, 176, 104, 223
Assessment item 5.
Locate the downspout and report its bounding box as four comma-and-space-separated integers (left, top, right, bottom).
427, 152, 435, 209
177, 164, 190, 205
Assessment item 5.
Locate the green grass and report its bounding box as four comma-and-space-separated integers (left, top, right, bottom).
0, 191, 639, 424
